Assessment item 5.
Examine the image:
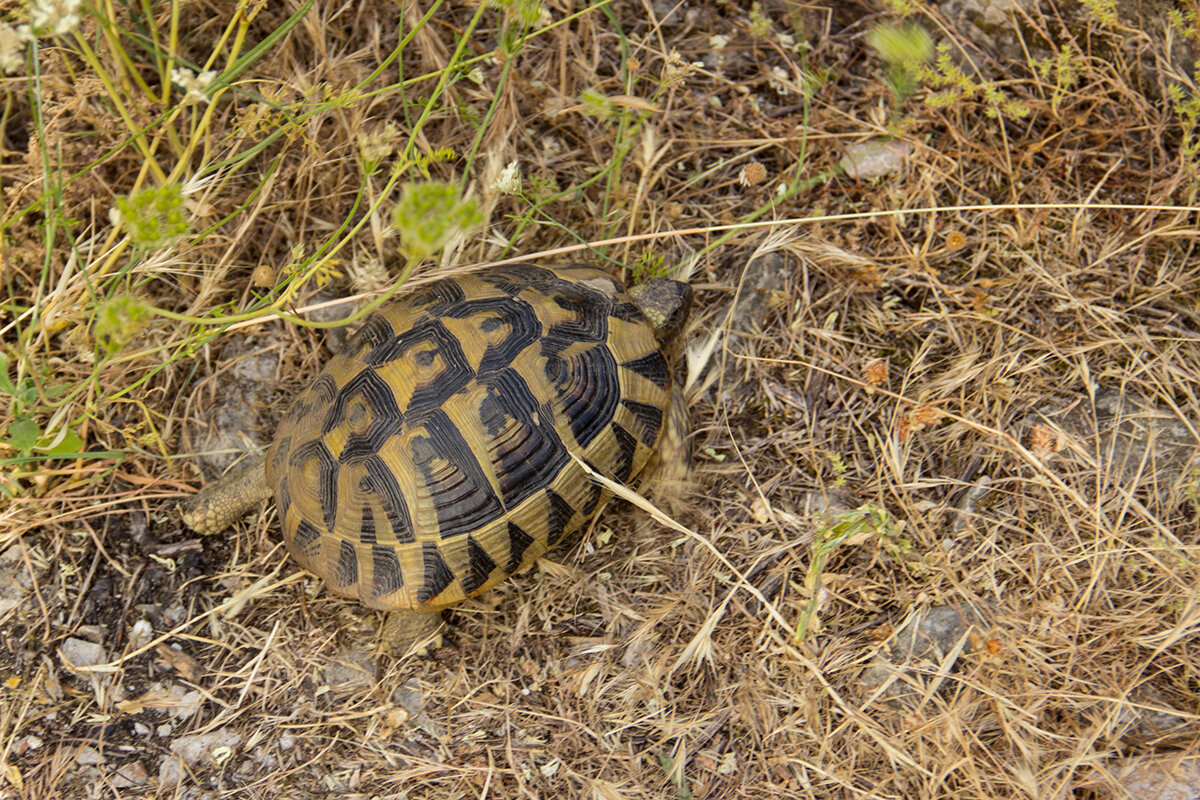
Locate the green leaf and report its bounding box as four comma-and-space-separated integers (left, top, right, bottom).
0, 353, 14, 396
656, 752, 693, 800
7, 419, 40, 452
37, 428, 85, 457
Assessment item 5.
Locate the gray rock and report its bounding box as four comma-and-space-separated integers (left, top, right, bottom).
0, 546, 35, 618
860, 604, 993, 699
840, 139, 913, 180
1105, 755, 1200, 800
110, 759, 149, 788
1112, 690, 1196, 745
75, 745, 104, 766
1029, 388, 1200, 488
320, 646, 375, 691
60, 637, 106, 669
719, 251, 793, 394
186, 336, 278, 476
935, 0, 1028, 66
392, 679, 446, 738
158, 730, 241, 786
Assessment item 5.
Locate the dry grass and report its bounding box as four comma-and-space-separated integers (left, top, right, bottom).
3, 0, 1200, 797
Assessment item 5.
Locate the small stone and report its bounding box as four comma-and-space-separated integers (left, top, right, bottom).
128, 619, 154, 650
860, 604, 992, 700
393, 680, 423, 717
1112, 689, 1194, 744
133, 723, 151, 737
158, 756, 185, 786
41, 668, 63, 703
12, 735, 42, 755
75, 624, 105, 644
278, 734, 296, 751
321, 647, 375, 691
60, 638, 106, 669
391, 680, 445, 738
1110, 755, 1200, 800
157, 724, 172, 737
171, 690, 204, 720
110, 760, 149, 788
249, 745, 278, 769
162, 603, 187, 627
1028, 388, 1200, 484
155, 643, 201, 682
76, 745, 105, 766
76, 766, 102, 783
839, 139, 913, 180
159, 730, 241, 786
0, 547, 33, 617
170, 730, 242, 764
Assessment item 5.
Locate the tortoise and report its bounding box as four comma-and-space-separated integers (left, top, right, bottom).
181, 263, 692, 649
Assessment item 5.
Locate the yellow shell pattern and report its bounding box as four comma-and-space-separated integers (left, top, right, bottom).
264, 264, 673, 612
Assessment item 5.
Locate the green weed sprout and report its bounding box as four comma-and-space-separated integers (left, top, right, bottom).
0, 354, 83, 459
794, 504, 892, 645
919, 42, 1030, 119
486, 0, 545, 27
393, 181, 483, 261
867, 23, 933, 116
114, 183, 190, 249
95, 294, 151, 355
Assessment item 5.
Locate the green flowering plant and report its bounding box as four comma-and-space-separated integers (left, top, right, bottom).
392, 181, 483, 261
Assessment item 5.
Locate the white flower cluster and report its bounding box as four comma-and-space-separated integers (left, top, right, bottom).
767, 66, 791, 95
31, 0, 81, 36
491, 160, 521, 195
1, 0, 87, 75
171, 67, 217, 106
0, 23, 31, 75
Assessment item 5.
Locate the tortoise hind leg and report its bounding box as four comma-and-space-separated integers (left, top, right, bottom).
640, 386, 692, 510
381, 610, 445, 656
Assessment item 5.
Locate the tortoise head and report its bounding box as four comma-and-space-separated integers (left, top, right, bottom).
628, 278, 693, 347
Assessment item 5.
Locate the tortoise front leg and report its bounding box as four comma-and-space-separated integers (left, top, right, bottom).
180, 454, 273, 535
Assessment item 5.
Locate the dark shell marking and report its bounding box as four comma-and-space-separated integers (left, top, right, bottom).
265, 264, 675, 611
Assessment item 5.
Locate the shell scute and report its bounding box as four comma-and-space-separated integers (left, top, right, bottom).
265, 265, 677, 611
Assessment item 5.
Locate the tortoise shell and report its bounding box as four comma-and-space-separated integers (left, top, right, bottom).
264, 264, 680, 613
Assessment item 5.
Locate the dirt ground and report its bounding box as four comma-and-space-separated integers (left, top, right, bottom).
4, 0, 1200, 798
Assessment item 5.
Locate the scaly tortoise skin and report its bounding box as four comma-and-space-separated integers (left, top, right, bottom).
181, 264, 692, 647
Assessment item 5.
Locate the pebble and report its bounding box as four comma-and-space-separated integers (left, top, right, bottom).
60, 638, 106, 669
1109, 755, 1200, 800
127, 619, 154, 650
0, 547, 32, 617
321, 647, 375, 691
75, 746, 105, 766
110, 760, 149, 788
158, 730, 242, 786
172, 690, 204, 720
